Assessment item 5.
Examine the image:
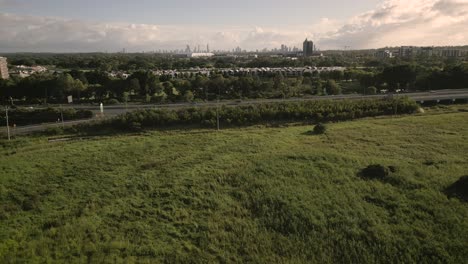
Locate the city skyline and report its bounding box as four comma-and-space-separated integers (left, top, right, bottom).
0, 0, 468, 52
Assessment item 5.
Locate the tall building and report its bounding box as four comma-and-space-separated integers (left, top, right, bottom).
303, 39, 314, 57
398, 46, 419, 57
440, 49, 462, 57
375, 50, 393, 58
0, 57, 9, 80
419, 47, 434, 56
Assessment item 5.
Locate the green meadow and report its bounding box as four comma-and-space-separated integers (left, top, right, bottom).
1, 106, 467, 263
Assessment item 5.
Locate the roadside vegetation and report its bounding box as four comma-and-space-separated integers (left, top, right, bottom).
77, 98, 419, 133
0, 106, 467, 262
0, 107, 93, 126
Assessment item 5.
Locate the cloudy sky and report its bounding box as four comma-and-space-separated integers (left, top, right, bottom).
0, 0, 467, 52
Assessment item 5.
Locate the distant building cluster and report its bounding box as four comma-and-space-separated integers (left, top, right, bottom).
184, 44, 210, 53
187, 52, 215, 58
374, 46, 467, 58
10, 65, 47, 78
140, 38, 321, 58
0, 57, 9, 79
375, 50, 394, 59
167, 43, 215, 58
149, 66, 345, 78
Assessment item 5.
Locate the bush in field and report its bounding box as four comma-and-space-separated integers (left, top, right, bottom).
445, 176, 468, 202
359, 164, 390, 180
313, 123, 327, 134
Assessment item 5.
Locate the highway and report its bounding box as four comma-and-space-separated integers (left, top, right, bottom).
66, 89, 468, 117
3, 89, 468, 136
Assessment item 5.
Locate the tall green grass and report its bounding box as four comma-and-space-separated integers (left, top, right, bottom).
0, 107, 467, 263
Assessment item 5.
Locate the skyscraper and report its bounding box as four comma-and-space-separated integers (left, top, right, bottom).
303, 39, 314, 57
0, 57, 9, 80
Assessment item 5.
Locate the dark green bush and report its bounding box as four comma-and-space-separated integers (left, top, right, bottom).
445, 176, 468, 202
359, 164, 390, 180
128, 122, 142, 132
313, 123, 327, 134
44, 126, 64, 136
106, 99, 120, 105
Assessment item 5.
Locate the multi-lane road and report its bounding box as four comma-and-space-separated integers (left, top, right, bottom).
4, 89, 468, 135
61, 88, 468, 117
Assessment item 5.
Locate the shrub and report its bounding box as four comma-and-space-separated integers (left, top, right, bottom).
44, 126, 64, 136
145, 94, 152, 103
313, 123, 327, 134
388, 166, 398, 173
359, 164, 390, 180
128, 122, 142, 132
106, 99, 120, 105
366, 86, 377, 95
445, 176, 468, 202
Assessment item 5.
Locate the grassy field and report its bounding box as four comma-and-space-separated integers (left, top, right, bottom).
1, 106, 467, 263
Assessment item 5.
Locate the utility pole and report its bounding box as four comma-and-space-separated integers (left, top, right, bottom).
60, 104, 65, 128
5, 106, 10, 140
216, 86, 220, 131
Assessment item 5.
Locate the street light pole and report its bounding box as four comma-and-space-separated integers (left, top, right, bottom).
5, 106, 10, 141
60, 104, 65, 128
217, 86, 220, 131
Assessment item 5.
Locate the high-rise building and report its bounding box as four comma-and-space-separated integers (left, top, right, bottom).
440, 49, 462, 57
0, 57, 9, 80
398, 46, 418, 57
419, 47, 434, 56
303, 39, 314, 57
375, 50, 393, 58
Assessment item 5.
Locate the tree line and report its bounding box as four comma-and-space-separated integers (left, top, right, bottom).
79, 98, 419, 132
3, 51, 466, 70
1, 63, 467, 105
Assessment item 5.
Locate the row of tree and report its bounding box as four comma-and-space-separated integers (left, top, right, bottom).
83, 98, 419, 132
1, 63, 467, 104
4, 52, 466, 71
0, 70, 346, 104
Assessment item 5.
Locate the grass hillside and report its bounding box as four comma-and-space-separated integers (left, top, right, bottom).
1, 107, 467, 263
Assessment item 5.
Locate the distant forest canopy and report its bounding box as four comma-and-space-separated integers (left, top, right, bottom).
0, 53, 467, 105
1, 49, 467, 70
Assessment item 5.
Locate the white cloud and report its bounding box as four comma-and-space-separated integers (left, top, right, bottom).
0, 0, 467, 52
320, 0, 468, 49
